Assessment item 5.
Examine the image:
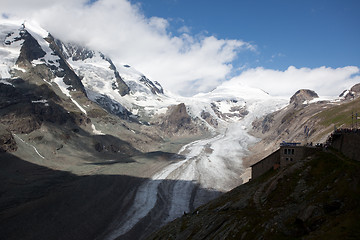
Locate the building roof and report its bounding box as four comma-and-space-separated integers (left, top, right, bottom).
280, 141, 301, 146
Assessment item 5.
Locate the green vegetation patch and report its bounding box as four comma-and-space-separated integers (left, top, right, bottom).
315, 98, 360, 128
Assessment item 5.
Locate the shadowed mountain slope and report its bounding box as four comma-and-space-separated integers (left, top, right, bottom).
0, 152, 221, 240
148, 149, 360, 240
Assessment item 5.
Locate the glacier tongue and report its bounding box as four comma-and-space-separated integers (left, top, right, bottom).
105, 84, 287, 239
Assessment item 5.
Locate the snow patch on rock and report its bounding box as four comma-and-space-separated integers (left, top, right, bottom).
53, 77, 87, 114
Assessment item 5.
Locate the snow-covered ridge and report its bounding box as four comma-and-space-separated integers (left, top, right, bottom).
55, 41, 173, 118
0, 19, 288, 130
22, 22, 61, 69
0, 20, 25, 79
0, 20, 88, 114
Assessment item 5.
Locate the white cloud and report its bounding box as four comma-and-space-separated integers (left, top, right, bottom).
2, 0, 358, 98
1, 0, 253, 96
178, 25, 190, 34
223, 66, 360, 98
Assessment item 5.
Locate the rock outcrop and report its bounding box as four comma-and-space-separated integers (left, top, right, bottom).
201, 110, 218, 128
160, 103, 192, 134
0, 125, 17, 152
339, 83, 360, 100
15, 27, 46, 67
45, 34, 88, 96
290, 89, 319, 107
159, 103, 204, 137
139, 76, 163, 94
350, 83, 360, 93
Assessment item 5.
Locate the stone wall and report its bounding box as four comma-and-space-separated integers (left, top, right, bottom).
331, 132, 360, 161
280, 146, 321, 166
251, 146, 322, 180
251, 149, 280, 179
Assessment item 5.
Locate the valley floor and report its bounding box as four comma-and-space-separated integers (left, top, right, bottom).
104, 123, 266, 239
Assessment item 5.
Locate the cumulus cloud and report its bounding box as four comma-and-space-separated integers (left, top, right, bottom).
2, 0, 359, 97
1, 0, 253, 96
223, 66, 360, 98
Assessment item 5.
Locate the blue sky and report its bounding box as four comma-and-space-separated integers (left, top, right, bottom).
2, 0, 360, 97
131, 0, 360, 71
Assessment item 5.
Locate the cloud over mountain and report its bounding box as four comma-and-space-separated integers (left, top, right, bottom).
1, 0, 253, 96
2, 0, 359, 97
225, 66, 360, 98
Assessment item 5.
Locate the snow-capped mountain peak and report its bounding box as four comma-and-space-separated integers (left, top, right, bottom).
0, 19, 287, 131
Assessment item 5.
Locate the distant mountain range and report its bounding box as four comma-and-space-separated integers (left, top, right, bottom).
0, 19, 359, 240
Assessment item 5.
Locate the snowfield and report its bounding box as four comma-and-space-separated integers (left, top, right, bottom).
0, 20, 25, 79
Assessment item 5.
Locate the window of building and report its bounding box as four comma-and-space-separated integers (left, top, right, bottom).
284, 148, 295, 155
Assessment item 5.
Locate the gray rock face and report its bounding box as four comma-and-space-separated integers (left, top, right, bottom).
15, 27, 46, 67
103, 55, 130, 96
340, 83, 360, 100
56, 41, 94, 61
201, 110, 218, 128
350, 83, 360, 93
46, 35, 88, 96
139, 76, 163, 95
159, 103, 202, 136
161, 103, 191, 133
0, 125, 17, 152
211, 101, 249, 120
290, 89, 319, 107
94, 94, 132, 120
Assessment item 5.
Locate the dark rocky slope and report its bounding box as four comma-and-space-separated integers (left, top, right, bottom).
0, 152, 219, 240
147, 149, 360, 240
0, 153, 143, 240
0, 124, 17, 152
